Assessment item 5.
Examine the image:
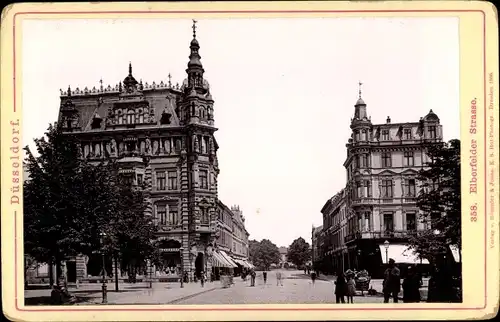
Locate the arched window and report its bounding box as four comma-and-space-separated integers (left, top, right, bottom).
200, 107, 205, 119
191, 104, 196, 117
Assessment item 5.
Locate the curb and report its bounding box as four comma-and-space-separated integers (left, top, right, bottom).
166, 287, 219, 304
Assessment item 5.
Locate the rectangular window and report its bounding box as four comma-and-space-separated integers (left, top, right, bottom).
429, 126, 437, 138
404, 151, 414, 166
169, 209, 178, 226
406, 213, 416, 231
381, 179, 393, 198
199, 170, 208, 189
365, 180, 372, 197
361, 154, 368, 168
200, 208, 209, 224
168, 171, 178, 190
137, 174, 143, 186
384, 213, 394, 232
381, 152, 392, 168
356, 181, 364, 198
407, 179, 416, 196
382, 130, 390, 140
156, 171, 166, 190
157, 205, 167, 225
404, 128, 412, 140
120, 174, 133, 186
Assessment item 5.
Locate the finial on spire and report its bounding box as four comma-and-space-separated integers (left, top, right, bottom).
128, 62, 132, 75
358, 81, 363, 99
99, 78, 103, 90
192, 19, 198, 38
168, 73, 172, 87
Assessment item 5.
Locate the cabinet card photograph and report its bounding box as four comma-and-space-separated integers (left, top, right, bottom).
1, 1, 498, 321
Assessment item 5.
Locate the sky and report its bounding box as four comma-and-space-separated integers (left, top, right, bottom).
21, 17, 460, 247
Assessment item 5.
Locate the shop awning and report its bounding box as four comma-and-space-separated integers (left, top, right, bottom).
450, 245, 461, 262
218, 250, 238, 268
378, 244, 430, 265
243, 260, 254, 269
232, 259, 246, 267
212, 251, 234, 268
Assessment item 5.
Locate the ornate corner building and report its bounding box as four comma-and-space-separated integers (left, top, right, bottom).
55, 22, 228, 282
320, 84, 444, 278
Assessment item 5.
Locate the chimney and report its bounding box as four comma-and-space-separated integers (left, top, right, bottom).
386, 116, 391, 123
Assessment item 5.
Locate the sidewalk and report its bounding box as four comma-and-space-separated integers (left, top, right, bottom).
25, 281, 222, 305
292, 274, 429, 301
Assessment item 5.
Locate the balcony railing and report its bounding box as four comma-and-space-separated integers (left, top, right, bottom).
342, 230, 420, 243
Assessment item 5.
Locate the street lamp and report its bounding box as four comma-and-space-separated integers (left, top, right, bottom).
179, 247, 184, 288
384, 240, 390, 265
99, 232, 108, 304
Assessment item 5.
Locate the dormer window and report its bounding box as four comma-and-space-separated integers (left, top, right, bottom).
91, 116, 102, 129
381, 129, 390, 141
404, 128, 412, 140
429, 126, 437, 138
160, 112, 172, 125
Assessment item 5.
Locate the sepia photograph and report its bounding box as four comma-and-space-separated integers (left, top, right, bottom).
18, 16, 465, 307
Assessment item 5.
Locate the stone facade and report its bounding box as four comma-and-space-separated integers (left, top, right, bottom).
56, 23, 220, 282
320, 87, 443, 277
215, 202, 250, 264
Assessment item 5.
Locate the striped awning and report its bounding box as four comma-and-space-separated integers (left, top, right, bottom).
218, 250, 238, 268
212, 251, 234, 268
232, 259, 246, 267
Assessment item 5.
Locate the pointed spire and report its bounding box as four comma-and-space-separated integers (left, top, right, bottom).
192, 19, 198, 38
358, 81, 363, 99
67, 85, 72, 97
129, 61, 133, 75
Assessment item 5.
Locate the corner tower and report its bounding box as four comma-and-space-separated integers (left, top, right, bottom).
177, 20, 219, 280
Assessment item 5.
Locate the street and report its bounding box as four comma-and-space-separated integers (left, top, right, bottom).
25, 270, 399, 305
175, 270, 385, 305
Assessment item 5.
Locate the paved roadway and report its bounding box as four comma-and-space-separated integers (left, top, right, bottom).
175, 270, 385, 305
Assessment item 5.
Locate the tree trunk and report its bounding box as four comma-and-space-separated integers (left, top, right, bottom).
114, 256, 119, 291
55, 261, 62, 286
48, 259, 54, 287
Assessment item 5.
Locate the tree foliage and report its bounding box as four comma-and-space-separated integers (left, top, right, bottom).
23, 124, 92, 272
408, 139, 461, 261
24, 123, 158, 282
248, 239, 280, 270
287, 237, 311, 268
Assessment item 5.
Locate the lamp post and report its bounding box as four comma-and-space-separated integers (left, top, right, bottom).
357, 249, 362, 270
384, 240, 390, 265
99, 232, 108, 304
179, 247, 184, 288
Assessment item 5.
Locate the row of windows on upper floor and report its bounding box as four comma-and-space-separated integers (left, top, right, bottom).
153, 203, 210, 226
352, 125, 438, 142
324, 211, 440, 250
81, 135, 213, 160
348, 151, 421, 171
119, 168, 212, 191
218, 230, 249, 257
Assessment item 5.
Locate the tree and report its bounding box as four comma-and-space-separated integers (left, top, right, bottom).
248, 239, 280, 271
287, 237, 311, 269
107, 180, 159, 278
23, 123, 98, 285
408, 139, 461, 262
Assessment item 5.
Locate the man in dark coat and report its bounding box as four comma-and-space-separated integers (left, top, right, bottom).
334, 271, 347, 303
383, 258, 401, 303
402, 265, 421, 302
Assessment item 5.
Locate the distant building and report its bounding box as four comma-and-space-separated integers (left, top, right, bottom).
311, 225, 323, 269
278, 247, 288, 267
320, 85, 443, 276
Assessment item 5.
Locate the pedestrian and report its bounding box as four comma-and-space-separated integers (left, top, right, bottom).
200, 271, 205, 288
383, 258, 401, 303
250, 269, 256, 287
263, 271, 267, 285
334, 271, 347, 303
311, 271, 317, 285
346, 275, 356, 303
402, 265, 421, 303
276, 271, 283, 286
